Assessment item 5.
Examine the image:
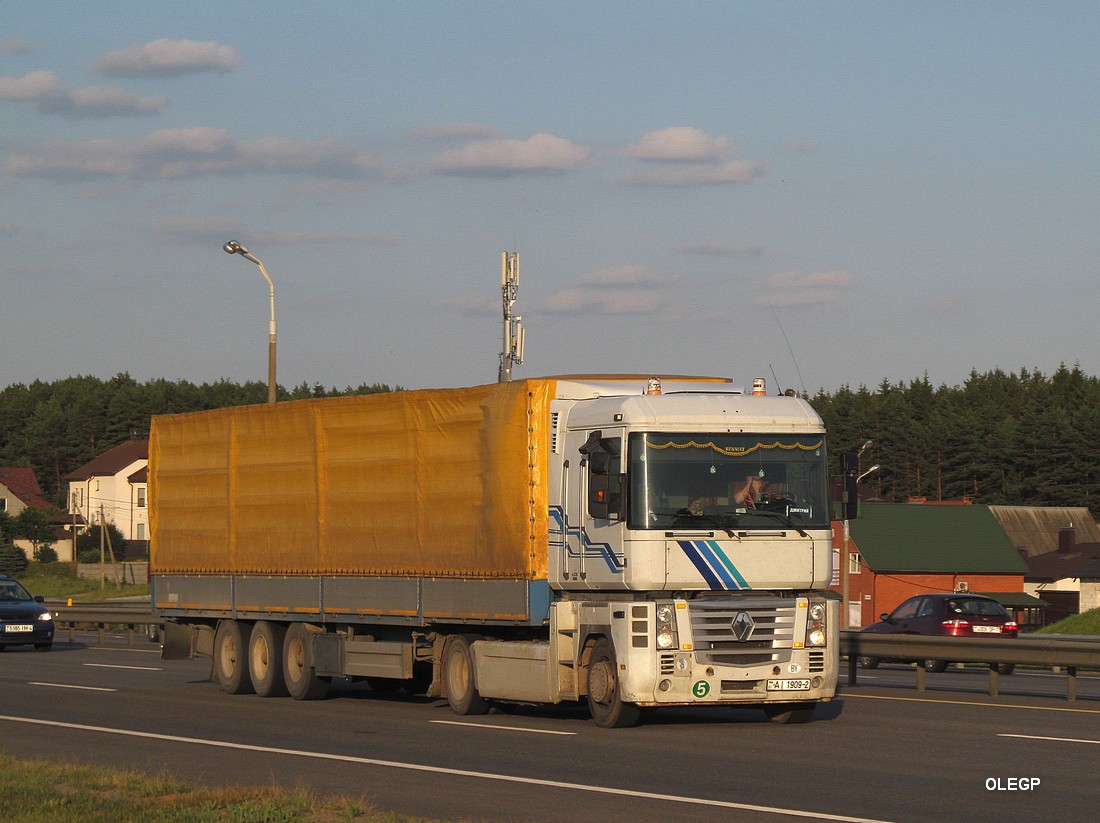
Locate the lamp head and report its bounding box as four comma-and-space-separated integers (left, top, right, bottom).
223, 240, 247, 255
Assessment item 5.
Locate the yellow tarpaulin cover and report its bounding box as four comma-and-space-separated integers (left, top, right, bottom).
150, 380, 553, 579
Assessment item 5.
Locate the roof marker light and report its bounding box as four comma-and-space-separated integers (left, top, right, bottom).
645, 377, 662, 395
752, 378, 766, 396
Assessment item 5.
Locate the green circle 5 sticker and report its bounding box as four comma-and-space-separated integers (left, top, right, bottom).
692, 680, 711, 698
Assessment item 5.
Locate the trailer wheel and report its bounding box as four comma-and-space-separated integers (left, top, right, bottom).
214, 620, 254, 695
586, 638, 641, 728
443, 635, 489, 715
249, 621, 289, 697
282, 623, 330, 701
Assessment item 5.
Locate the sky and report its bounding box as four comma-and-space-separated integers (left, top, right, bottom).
2, 2, 1098, 396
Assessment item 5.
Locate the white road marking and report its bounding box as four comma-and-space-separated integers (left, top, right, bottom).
430, 720, 576, 735
0, 714, 891, 822
27, 683, 117, 692
999, 733, 1100, 746
84, 663, 161, 672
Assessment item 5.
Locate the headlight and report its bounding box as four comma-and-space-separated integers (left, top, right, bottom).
655, 602, 679, 650
38, 611, 53, 622
805, 600, 827, 647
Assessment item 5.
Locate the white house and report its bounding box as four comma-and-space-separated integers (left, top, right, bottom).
65, 438, 149, 547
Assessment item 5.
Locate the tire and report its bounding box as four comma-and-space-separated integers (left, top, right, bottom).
249, 621, 289, 697
856, 655, 879, 669
995, 663, 1016, 675
443, 635, 489, 716
586, 637, 641, 728
214, 620, 254, 694
765, 703, 816, 724
921, 659, 948, 673
281, 623, 330, 701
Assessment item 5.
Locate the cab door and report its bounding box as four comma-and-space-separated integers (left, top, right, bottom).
562, 428, 626, 590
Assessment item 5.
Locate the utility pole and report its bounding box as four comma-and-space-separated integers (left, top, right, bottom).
498, 251, 524, 382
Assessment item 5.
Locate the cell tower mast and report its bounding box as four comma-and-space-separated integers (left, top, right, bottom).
498, 251, 524, 382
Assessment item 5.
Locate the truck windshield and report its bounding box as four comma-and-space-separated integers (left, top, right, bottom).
627, 432, 830, 531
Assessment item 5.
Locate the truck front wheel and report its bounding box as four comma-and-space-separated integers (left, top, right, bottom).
586, 638, 641, 728
214, 620, 254, 695
249, 621, 289, 697
443, 635, 489, 715
282, 623, 330, 701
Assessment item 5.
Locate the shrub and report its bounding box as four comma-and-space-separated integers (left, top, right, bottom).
35, 546, 59, 564
0, 543, 29, 577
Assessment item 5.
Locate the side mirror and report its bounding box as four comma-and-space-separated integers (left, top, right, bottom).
588, 450, 611, 475
589, 472, 622, 520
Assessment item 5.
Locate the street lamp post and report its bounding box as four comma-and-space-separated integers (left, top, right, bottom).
840, 440, 878, 630
223, 240, 277, 404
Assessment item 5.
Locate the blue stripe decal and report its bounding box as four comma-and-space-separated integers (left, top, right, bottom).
675, 540, 752, 591
692, 540, 739, 590
549, 506, 625, 574
677, 540, 724, 590
704, 540, 751, 590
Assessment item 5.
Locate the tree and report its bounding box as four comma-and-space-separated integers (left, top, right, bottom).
14, 507, 55, 561
76, 521, 127, 564
0, 542, 28, 577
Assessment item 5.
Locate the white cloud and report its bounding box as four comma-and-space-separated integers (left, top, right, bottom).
93, 38, 242, 77
679, 241, 765, 257
1, 38, 33, 56
427, 133, 591, 176
576, 265, 664, 287
157, 218, 392, 247
408, 122, 500, 141
626, 126, 733, 162
540, 265, 668, 316
3, 128, 377, 180
38, 86, 169, 117
619, 160, 769, 187
765, 270, 856, 289
752, 270, 857, 307
0, 70, 60, 100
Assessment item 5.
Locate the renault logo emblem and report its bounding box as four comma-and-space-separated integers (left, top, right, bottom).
731, 611, 754, 641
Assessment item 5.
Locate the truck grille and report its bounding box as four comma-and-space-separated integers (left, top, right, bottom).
689, 598, 797, 667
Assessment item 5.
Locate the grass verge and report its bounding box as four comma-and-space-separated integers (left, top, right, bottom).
0, 753, 432, 822
1034, 607, 1100, 635
16, 563, 150, 601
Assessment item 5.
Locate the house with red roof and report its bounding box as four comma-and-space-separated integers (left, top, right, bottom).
65, 438, 149, 557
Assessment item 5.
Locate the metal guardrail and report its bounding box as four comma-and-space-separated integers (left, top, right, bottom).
840, 631, 1100, 700
42, 604, 1100, 700
47, 602, 162, 647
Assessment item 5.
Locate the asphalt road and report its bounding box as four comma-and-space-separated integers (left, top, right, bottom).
1, 634, 1098, 822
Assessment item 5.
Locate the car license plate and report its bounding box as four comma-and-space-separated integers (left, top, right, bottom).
767, 679, 810, 691
4, 624, 34, 633
973, 625, 1002, 633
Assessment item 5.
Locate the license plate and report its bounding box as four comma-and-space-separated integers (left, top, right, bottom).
3, 624, 33, 633
973, 625, 1002, 633
767, 679, 810, 691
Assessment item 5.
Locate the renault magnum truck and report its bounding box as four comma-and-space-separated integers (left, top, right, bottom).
153, 375, 838, 727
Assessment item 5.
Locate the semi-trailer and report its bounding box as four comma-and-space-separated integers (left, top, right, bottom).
153, 375, 839, 727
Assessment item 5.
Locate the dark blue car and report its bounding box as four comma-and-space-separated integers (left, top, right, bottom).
0, 574, 54, 651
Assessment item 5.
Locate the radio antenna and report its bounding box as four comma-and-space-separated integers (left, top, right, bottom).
769, 303, 806, 397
